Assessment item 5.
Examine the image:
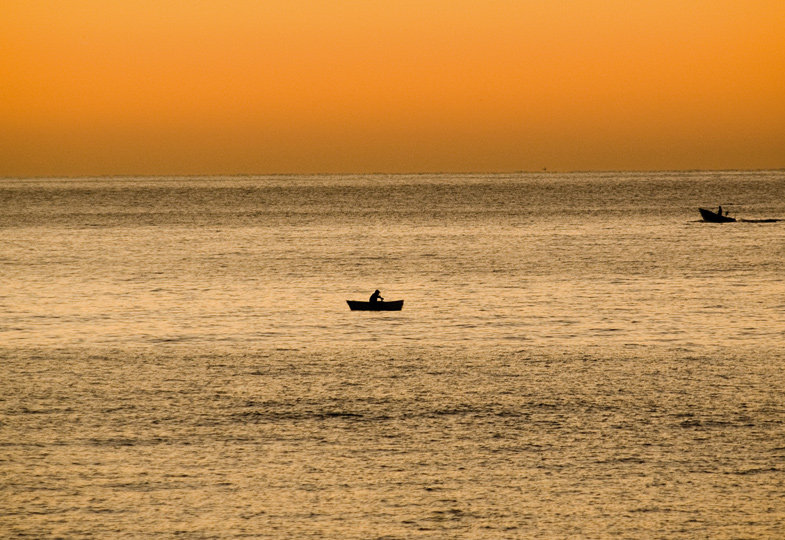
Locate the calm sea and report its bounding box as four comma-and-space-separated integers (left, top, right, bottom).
1, 171, 784, 537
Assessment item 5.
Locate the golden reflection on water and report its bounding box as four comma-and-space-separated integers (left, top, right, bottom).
2, 172, 785, 536
2, 346, 784, 537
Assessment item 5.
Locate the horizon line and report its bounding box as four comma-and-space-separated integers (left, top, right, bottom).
2, 167, 784, 180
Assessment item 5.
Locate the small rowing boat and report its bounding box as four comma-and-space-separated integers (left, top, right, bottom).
346, 300, 404, 311
699, 208, 736, 223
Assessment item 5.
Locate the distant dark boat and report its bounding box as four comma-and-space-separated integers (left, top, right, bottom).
699, 208, 736, 223
347, 300, 404, 311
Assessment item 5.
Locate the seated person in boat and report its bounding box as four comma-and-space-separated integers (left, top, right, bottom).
369, 290, 384, 302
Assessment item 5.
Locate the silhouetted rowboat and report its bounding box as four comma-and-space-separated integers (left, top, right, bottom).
699, 208, 736, 223
346, 300, 404, 311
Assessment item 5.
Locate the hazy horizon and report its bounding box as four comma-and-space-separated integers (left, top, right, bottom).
3, 167, 785, 181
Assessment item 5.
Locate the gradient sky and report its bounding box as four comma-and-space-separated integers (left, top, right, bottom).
2, 1, 784, 175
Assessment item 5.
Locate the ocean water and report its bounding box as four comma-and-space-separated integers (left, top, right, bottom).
1, 171, 784, 537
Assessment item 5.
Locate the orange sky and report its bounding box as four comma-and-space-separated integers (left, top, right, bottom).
2, 0, 784, 175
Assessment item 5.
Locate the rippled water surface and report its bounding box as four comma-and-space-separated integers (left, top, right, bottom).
1, 172, 784, 537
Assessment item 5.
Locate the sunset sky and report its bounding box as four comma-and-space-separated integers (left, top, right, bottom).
2, 1, 784, 175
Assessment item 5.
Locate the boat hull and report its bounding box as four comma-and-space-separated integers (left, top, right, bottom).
699, 208, 736, 223
347, 300, 404, 311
